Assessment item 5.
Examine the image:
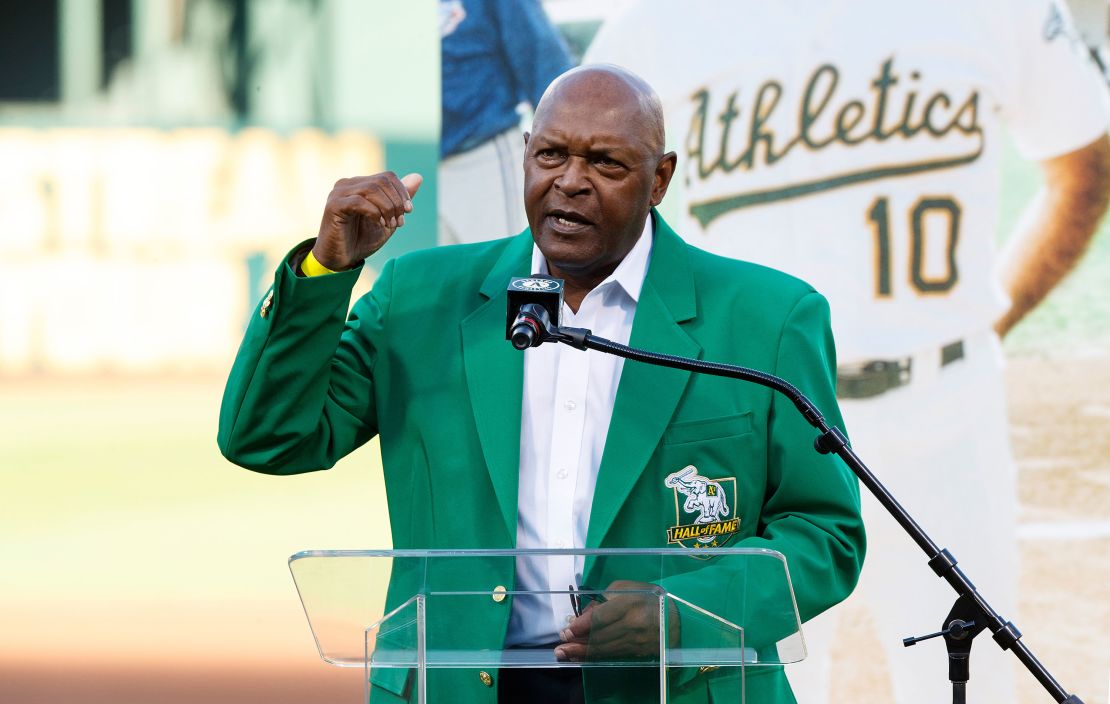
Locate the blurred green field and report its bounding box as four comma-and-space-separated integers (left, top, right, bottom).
0, 377, 390, 672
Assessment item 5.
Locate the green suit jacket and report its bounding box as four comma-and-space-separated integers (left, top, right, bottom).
218, 213, 865, 703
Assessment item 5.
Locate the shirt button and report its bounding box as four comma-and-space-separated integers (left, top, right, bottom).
554, 540, 566, 548
564, 400, 577, 411
556, 468, 569, 479
565, 614, 574, 625
491, 585, 507, 603
479, 671, 494, 687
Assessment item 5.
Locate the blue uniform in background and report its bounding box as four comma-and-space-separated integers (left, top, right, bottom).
440, 0, 573, 158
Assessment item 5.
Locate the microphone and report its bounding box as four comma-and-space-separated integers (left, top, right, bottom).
506, 276, 564, 349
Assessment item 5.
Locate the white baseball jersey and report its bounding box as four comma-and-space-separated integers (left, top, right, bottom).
586, 0, 1110, 363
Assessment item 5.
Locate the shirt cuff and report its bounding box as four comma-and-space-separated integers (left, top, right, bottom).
301, 249, 338, 277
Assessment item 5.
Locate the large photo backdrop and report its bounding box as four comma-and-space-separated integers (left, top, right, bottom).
2, 2, 1107, 703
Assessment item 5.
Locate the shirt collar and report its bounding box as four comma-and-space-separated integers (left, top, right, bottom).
530, 215, 654, 304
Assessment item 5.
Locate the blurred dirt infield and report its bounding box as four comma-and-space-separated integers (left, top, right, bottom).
1010, 356, 1110, 704
0, 660, 363, 704
832, 355, 1110, 704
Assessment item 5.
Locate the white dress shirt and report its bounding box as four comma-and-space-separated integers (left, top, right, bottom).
506, 217, 653, 646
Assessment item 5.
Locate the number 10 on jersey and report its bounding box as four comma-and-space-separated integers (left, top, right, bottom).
867, 196, 961, 297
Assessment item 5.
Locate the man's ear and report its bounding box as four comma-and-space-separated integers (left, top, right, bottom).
523, 131, 530, 147
650, 152, 678, 206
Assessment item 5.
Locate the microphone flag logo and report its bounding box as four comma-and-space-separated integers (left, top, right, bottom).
511, 278, 560, 291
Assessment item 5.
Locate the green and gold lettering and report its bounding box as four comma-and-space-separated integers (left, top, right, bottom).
922, 92, 954, 137
952, 94, 981, 137
870, 57, 900, 140
898, 85, 922, 138
717, 91, 744, 173
799, 64, 839, 149
684, 58, 985, 221
686, 89, 716, 181
835, 100, 868, 145
745, 80, 788, 167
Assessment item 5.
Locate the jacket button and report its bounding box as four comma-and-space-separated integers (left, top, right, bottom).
478, 671, 493, 687
491, 585, 507, 603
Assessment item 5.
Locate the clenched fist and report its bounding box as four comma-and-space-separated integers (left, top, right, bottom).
312, 172, 423, 270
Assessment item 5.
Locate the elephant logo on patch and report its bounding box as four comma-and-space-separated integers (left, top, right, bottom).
665, 465, 740, 549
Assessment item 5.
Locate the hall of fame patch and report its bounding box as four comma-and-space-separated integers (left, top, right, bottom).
665, 465, 740, 550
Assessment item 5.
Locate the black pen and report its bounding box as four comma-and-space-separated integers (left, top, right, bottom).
568, 583, 608, 618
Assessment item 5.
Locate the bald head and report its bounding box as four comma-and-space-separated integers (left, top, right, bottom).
533, 64, 666, 158
522, 64, 677, 305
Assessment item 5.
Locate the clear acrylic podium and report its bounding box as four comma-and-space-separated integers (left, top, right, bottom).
288, 548, 805, 703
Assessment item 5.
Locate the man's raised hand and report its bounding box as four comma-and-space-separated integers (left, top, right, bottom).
312, 172, 423, 270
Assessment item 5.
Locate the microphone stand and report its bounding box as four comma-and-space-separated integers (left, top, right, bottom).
526, 318, 1083, 704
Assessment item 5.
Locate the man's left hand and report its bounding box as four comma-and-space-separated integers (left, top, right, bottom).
555, 580, 680, 661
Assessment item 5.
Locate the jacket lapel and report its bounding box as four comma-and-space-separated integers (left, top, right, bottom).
461, 232, 533, 540
586, 214, 701, 549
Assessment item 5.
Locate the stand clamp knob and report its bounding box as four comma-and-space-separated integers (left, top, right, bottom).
903, 619, 977, 648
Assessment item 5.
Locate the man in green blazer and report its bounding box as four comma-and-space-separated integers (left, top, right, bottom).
219, 66, 865, 703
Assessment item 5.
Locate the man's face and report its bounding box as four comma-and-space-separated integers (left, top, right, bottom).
523, 84, 672, 282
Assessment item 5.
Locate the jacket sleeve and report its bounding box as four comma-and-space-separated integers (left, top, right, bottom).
217, 243, 396, 474
749, 290, 866, 622
659, 291, 866, 654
